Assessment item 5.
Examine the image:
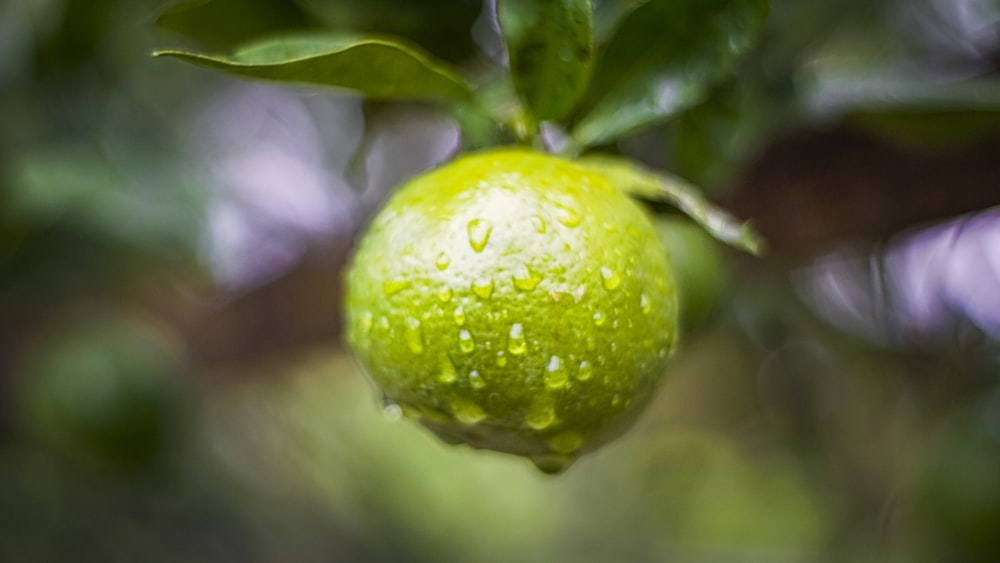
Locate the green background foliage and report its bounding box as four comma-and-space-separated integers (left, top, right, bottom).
2, 0, 1000, 561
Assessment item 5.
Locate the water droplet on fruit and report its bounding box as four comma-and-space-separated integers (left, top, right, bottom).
577, 360, 593, 381
472, 277, 494, 298
437, 287, 453, 303
453, 305, 466, 326
592, 311, 606, 326
525, 398, 556, 430
435, 252, 451, 270
555, 204, 581, 227
585, 337, 596, 351
513, 265, 541, 291
467, 218, 493, 252
548, 431, 583, 454
405, 318, 424, 354
496, 351, 507, 367
508, 323, 527, 355
640, 293, 651, 314
530, 454, 573, 474
377, 316, 390, 331
545, 355, 568, 390
531, 215, 546, 233
452, 399, 486, 424
382, 401, 403, 421
439, 356, 457, 383
383, 279, 410, 295
600, 267, 621, 290
459, 329, 475, 353
469, 370, 485, 389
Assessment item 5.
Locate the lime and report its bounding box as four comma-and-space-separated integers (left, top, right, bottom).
345, 148, 678, 472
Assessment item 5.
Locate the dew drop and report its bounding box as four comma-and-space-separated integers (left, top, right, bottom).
585, 337, 596, 351
382, 401, 403, 421
513, 265, 541, 291
531, 215, 547, 233
435, 252, 451, 270
437, 287, 453, 303
640, 293, 652, 315
469, 370, 486, 389
383, 279, 410, 295
458, 329, 475, 353
439, 356, 457, 384
453, 305, 466, 326
405, 318, 424, 354
508, 323, 527, 355
600, 267, 621, 291
472, 277, 495, 298
545, 355, 569, 390
555, 204, 581, 228
377, 316, 390, 331
496, 351, 507, 367
548, 431, 583, 454
577, 360, 593, 381
452, 399, 486, 424
525, 398, 556, 430
592, 311, 607, 326
467, 218, 493, 252
530, 454, 573, 474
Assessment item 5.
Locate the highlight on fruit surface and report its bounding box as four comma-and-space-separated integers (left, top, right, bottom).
345, 149, 679, 473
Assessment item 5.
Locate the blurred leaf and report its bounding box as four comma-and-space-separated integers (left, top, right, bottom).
578, 154, 765, 255
497, 0, 593, 123
154, 33, 473, 102
294, 0, 483, 64
14, 308, 186, 470
850, 108, 1000, 150
591, 0, 646, 42
156, 0, 316, 48
807, 71, 1000, 117
3, 145, 202, 253
572, 0, 769, 149
35, 0, 117, 75
666, 71, 793, 191
807, 71, 1000, 149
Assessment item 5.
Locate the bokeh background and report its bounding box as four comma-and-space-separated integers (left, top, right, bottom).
2, 0, 1000, 561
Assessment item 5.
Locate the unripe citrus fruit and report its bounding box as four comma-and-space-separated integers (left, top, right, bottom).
14, 308, 185, 470
345, 149, 678, 472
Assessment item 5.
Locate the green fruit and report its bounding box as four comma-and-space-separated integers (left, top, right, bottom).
14, 309, 184, 469
655, 217, 728, 328
345, 149, 678, 473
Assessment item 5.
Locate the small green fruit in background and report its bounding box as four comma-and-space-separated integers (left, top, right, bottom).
655, 217, 729, 329
14, 307, 185, 470
345, 149, 678, 473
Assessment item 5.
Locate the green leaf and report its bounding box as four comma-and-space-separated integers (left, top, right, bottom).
497, 0, 594, 123
153, 33, 472, 102
571, 0, 768, 149
156, 0, 317, 48
578, 154, 765, 255
294, 0, 483, 64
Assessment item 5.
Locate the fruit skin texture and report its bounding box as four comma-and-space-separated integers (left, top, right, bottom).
345, 149, 677, 472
